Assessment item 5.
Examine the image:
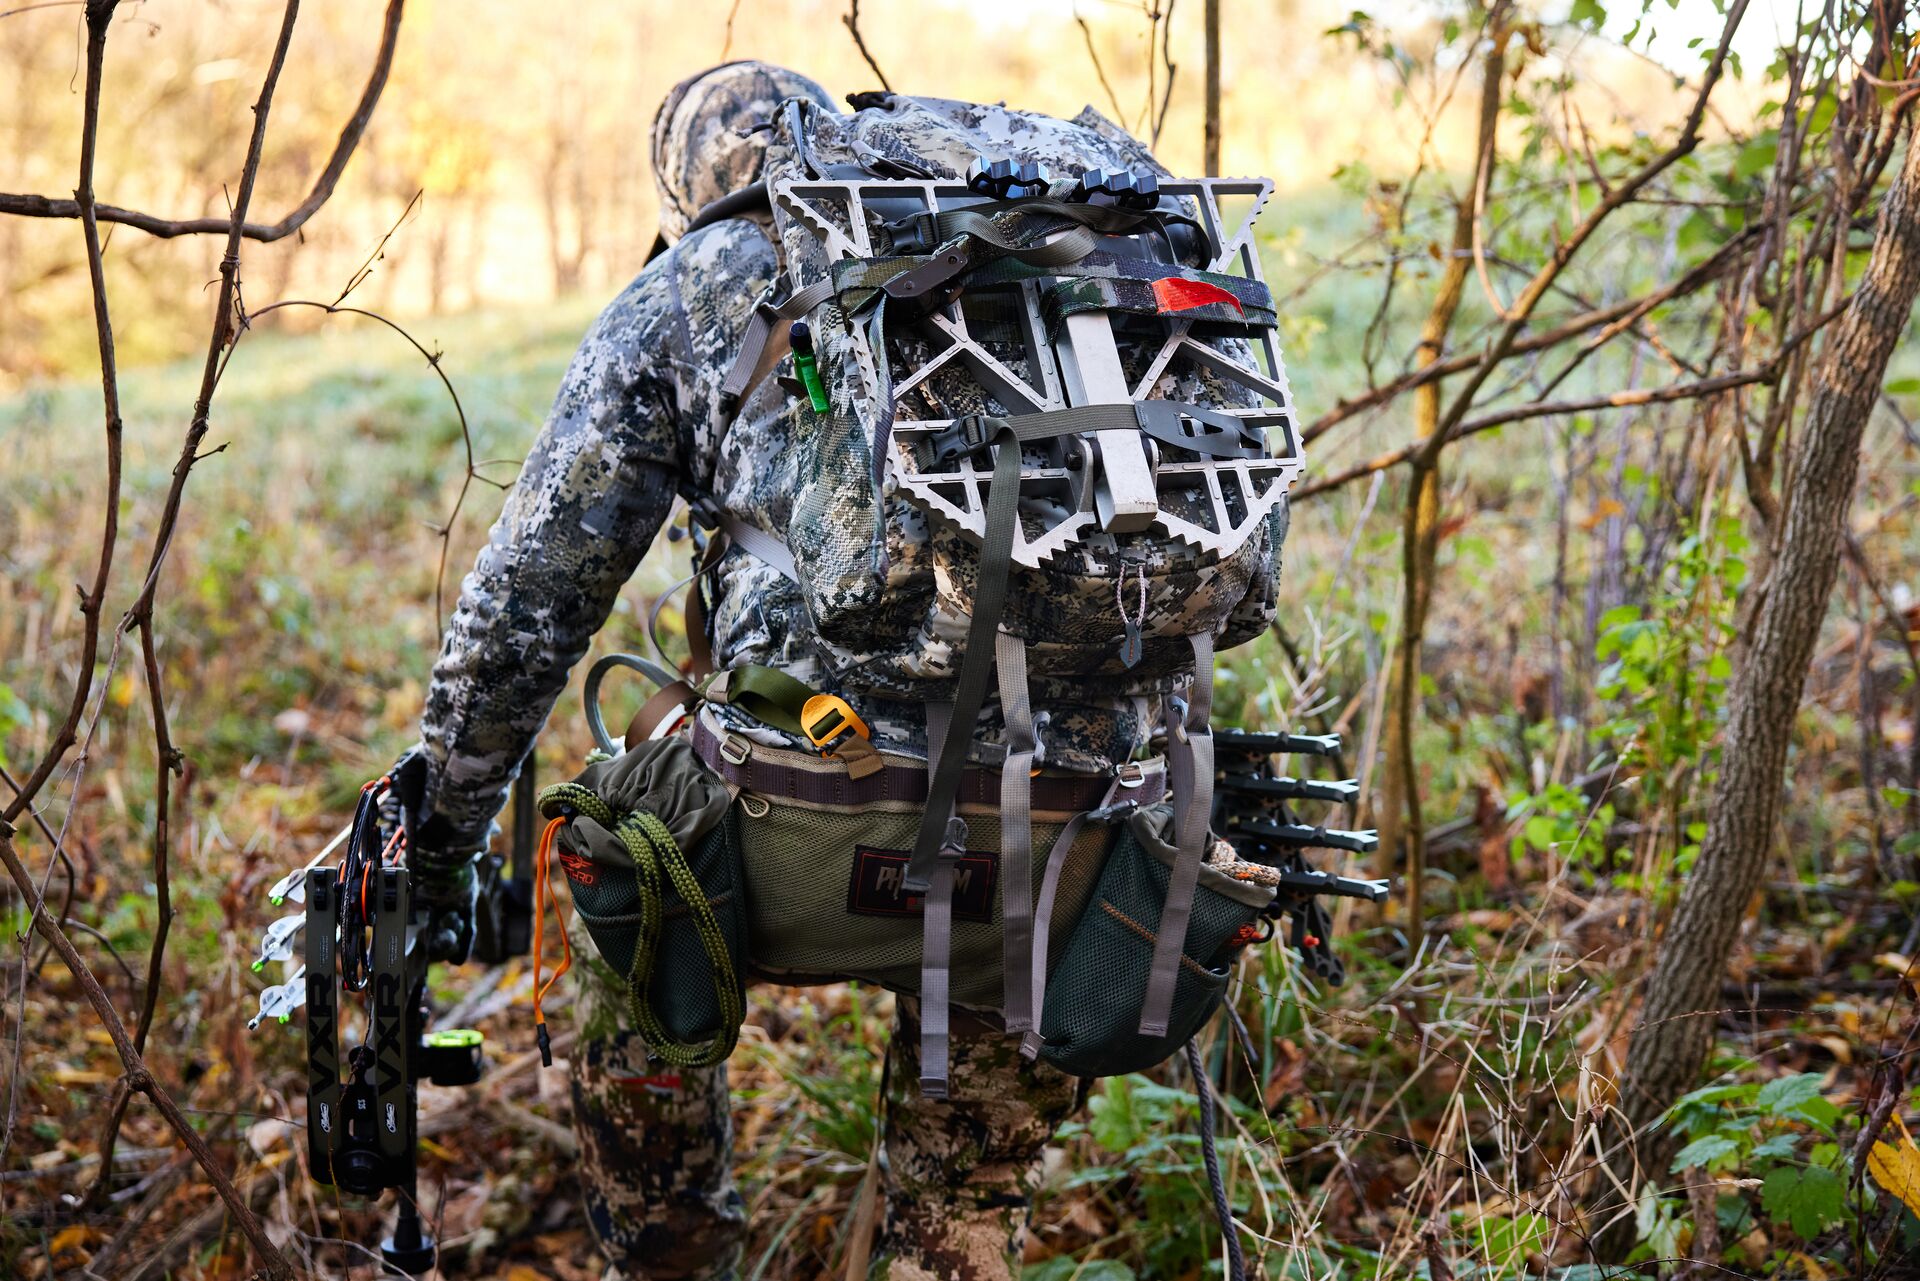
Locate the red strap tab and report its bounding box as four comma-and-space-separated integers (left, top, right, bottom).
1152, 277, 1244, 315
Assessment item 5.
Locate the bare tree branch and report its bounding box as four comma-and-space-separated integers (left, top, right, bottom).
843, 0, 891, 92
77, 0, 311, 1228
0, 2, 124, 830
0, 0, 403, 242
1075, 5, 1126, 125
1293, 299, 1849, 502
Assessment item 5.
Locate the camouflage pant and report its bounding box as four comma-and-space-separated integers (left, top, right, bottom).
570, 937, 1085, 1281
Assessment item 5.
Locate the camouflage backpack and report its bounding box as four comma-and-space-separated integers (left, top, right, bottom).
583, 94, 1308, 1094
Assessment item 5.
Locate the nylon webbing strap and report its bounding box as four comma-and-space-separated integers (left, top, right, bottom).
1139, 632, 1218, 1037
718, 513, 799, 582
910, 403, 1139, 473
719, 278, 836, 407
902, 423, 1023, 894
1020, 776, 1126, 1060
996, 631, 1036, 1034
922, 208, 1097, 270
918, 700, 956, 1098
714, 664, 816, 737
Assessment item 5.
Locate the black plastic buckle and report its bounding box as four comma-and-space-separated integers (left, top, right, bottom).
920, 414, 1002, 466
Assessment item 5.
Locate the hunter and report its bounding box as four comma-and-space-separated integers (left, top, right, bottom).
389, 61, 1282, 1281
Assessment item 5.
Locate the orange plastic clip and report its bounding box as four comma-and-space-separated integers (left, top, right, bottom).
800, 693, 870, 752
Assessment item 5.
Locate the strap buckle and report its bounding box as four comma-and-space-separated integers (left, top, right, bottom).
1115, 761, 1147, 789
800, 694, 871, 754
718, 734, 752, 766
883, 245, 973, 300
920, 413, 1002, 467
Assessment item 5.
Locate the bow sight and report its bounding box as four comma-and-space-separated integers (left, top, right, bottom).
251, 769, 536, 1273
1212, 729, 1390, 985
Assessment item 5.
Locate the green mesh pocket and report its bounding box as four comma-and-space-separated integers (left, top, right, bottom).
735, 801, 1114, 1009
1037, 806, 1268, 1077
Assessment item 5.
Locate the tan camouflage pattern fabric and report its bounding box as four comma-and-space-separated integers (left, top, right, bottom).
571, 931, 1081, 1281
571, 925, 745, 1281
870, 998, 1085, 1281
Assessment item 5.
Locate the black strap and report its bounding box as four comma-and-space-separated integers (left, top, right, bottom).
893, 197, 1196, 256
903, 422, 1023, 894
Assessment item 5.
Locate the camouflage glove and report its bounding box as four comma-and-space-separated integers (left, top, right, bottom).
386, 747, 490, 965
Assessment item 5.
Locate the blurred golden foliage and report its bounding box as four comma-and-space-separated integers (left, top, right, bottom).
1, 0, 1695, 387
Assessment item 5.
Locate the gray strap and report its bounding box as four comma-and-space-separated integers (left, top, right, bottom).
903, 423, 1023, 893
1020, 776, 1125, 1060
719, 278, 836, 407
1139, 632, 1217, 1037
716, 512, 799, 582
918, 699, 958, 1099
996, 630, 1036, 1034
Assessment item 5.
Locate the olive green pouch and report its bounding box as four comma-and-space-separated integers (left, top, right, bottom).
1038, 804, 1272, 1078
542, 739, 747, 1065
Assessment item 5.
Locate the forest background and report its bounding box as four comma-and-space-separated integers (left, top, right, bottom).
4, 0, 1920, 1278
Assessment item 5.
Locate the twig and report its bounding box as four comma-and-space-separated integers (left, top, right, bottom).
1150, 0, 1178, 148
1294, 294, 1846, 502
1203, 0, 1220, 175
0, 824, 293, 1277
0, 1, 82, 18
0, 0, 404, 242
1302, 213, 1771, 444
243, 300, 499, 619
82, 0, 308, 1229
1074, 5, 1126, 125
842, 0, 891, 92
720, 0, 744, 60
0, 1, 124, 829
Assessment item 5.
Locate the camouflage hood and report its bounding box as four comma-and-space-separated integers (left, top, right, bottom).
650, 61, 837, 243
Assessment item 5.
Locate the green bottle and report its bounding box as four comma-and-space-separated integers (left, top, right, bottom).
789, 320, 830, 413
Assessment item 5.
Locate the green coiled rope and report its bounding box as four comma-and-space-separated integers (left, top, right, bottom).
537, 781, 743, 1067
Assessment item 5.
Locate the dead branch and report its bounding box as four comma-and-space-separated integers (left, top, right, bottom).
0, 1, 126, 829
1299, 209, 1769, 444
0, 821, 293, 1277
0, 0, 403, 243
244, 299, 501, 619
1422, 0, 1753, 464
843, 0, 891, 92
1150, 0, 1178, 149
1203, 0, 1220, 175
1075, 6, 1127, 125
77, 0, 309, 1233
1294, 299, 1848, 501
720, 0, 744, 61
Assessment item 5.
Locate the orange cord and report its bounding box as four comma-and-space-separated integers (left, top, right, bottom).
531, 816, 573, 1056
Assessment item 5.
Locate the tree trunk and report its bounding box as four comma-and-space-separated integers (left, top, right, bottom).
1605, 120, 1920, 1217
1203, 0, 1221, 177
